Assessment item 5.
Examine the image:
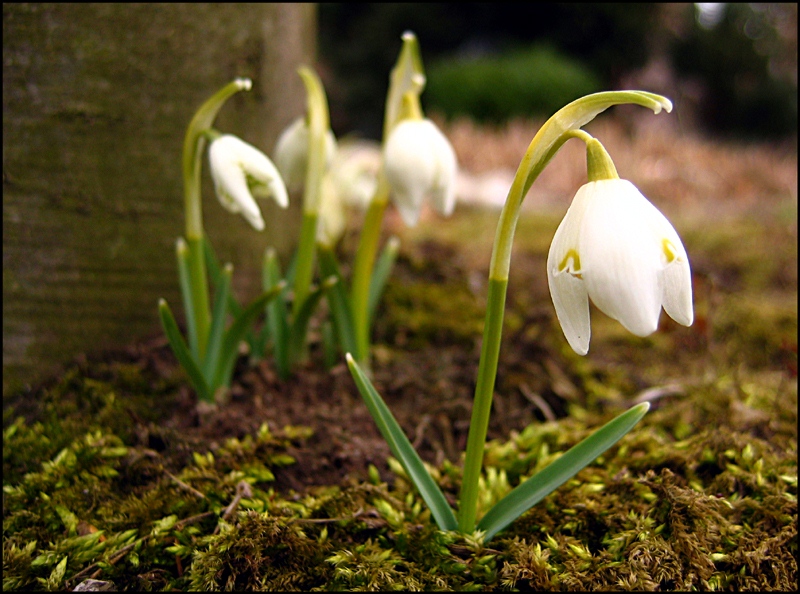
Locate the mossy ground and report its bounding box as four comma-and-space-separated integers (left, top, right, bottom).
3, 121, 797, 591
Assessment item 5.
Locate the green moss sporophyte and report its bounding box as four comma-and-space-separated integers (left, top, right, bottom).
547, 135, 693, 355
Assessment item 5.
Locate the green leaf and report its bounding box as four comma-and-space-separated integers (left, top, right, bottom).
287, 278, 334, 367
203, 236, 243, 318
477, 402, 650, 541
214, 283, 286, 390
175, 238, 199, 360
368, 236, 400, 325
158, 298, 212, 402
346, 354, 458, 532
203, 263, 233, 384
318, 245, 358, 357
263, 248, 290, 378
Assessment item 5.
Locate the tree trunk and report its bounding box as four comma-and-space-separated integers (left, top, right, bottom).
3, 3, 317, 395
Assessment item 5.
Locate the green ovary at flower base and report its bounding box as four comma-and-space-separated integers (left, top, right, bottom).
346, 89, 688, 542
158, 78, 288, 404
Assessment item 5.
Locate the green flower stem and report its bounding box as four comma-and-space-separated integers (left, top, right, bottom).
292, 211, 319, 316
182, 79, 252, 240
350, 176, 391, 365
292, 67, 330, 317
457, 276, 508, 532
180, 78, 253, 360
346, 33, 425, 367
185, 236, 210, 361
457, 91, 673, 533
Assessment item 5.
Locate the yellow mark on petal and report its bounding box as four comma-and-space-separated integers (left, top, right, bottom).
662, 239, 677, 264
558, 249, 582, 278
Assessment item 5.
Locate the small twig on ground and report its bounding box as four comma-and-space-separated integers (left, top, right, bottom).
291, 507, 367, 524
166, 471, 206, 499
213, 480, 252, 535
520, 383, 556, 422
632, 384, 684, 405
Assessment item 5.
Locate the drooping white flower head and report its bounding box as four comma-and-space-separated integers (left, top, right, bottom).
329, 139, 382, 210
383, 118, 457, 227
547, 179, 693, 355
273, 117, 337, 193
208, 134, 288, 231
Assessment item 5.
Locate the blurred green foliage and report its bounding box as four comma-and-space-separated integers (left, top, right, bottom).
319, 3, 657, 137
670, 3, 797, 140
425, 45, 601, 123
318, 3, 797, 141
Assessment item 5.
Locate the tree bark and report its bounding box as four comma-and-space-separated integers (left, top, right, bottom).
3, 3, 317, 395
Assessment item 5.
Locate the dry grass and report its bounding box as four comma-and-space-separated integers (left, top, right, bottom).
435, 112, 798, 225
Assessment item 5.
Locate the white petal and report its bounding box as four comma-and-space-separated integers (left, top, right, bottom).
660, 259, 693, 326
231, 139, 289, 209
427, 123, 458, 217
580, 180, 662, 336
549, 269, 591, 355
274, 118, 309, 192
317, 174, 347, 246
208, 137, 265, 231
547, 184, 594, 355
383, 119, 438, 227
635, 197, 694, 327
274, 117, 337, 193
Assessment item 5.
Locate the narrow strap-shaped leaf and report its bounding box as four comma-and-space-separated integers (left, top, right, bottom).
321, 320, 337, 370
175, 239, 199, 360
158, 298, 212, 403
203, 236, 243, 318
346, 354, 459, 532
214, 283, 286, 390
367, 236, 400, 325
264, 248, 290, 378
287, 278, 335, 367
203, 263, 233, 385
478, 402, 650, 541
318, 245, 358, 357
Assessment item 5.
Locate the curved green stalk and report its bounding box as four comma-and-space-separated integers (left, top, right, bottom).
350, 175, 391, 364
457, 91, 672, 533
292, 67, 330, 316
182, 78, 252, 240
349, 33, 426, 366
180, 78, 253, 359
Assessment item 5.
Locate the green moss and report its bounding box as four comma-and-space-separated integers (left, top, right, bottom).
3, 204, 797, 590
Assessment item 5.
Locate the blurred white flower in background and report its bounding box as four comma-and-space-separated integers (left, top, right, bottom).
273, 117, 338, 192
383, 118, 458, 227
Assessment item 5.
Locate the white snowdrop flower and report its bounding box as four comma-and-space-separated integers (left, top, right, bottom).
383, 118, 457, 227
208, 134, 288, 231
273, 117, 337, 192
547, 179, 693, 355
329, 139, 382, 210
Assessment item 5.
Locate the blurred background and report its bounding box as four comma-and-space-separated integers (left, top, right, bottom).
318, 3, 797, 142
